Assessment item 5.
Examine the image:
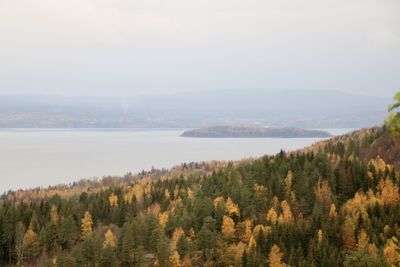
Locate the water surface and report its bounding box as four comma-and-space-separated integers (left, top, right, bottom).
0, 128, 354, 192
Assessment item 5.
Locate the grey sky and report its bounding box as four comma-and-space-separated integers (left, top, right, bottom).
0, 0, 399, 97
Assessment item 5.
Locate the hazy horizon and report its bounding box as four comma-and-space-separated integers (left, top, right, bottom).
1, 0, 399, 98
0, 88, 395, 99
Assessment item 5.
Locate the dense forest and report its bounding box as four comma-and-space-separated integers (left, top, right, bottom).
0, 125, 400, 266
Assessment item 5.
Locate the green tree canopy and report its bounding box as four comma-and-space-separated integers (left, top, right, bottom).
385, 91, 400, 136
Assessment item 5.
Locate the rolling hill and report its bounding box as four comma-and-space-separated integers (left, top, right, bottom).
0, 90, 390, 128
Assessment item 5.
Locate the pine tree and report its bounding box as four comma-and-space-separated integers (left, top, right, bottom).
22, 225, 41, 263
315, 180, 332, 208
157, 231, 171, 267
75, 235, 101, 266
100, 245, 118, 267
50, 205, 59, 224
121, 224, 135, 265
15, 221, 25, 266
196, 217, 217, 258
176, 235, 190, 259
284, 170, 293, 199
60, 216, 78, 250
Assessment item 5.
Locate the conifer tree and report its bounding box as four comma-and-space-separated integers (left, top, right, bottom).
108, 193, 118, 207
169, 249, 181, 267
103, 229, 117, 248
100, 245, 118, 267
22, 225, 41, 263
15, 222, 25, 266
266, 208, 278, 225
383, 237, 400, 266
81, 211, 93, 240
342, 217, 356, 251
268, 244, 285, 267
221, 215, 235, 241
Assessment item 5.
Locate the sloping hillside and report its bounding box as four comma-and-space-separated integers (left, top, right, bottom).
299, 126, 400, 168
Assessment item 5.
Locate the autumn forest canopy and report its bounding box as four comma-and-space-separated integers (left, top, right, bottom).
1, 93, 400, 266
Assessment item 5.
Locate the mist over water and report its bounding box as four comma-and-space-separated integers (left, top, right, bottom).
0, 128, 354, 193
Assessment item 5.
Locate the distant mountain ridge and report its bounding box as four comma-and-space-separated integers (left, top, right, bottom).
0, 90, 390, 128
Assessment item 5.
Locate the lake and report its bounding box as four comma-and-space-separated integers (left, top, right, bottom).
0, 128, 354, 193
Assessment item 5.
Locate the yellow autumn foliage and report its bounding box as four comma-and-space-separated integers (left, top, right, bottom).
169, 250, 181, 267
239, 219, 252, 243
226, 197, 240, 217
213, 196, 225, 208
378, 177, 400, 206
248, 235, 256, 252
284, 171, 293, 198
108, 193, 118, 207
103, 229, 117, 248
159, 212, 169, 229
81, 211, 93, 240
329, 203, 337, 218
317, 229, 323, 243
369, 156, 392, 175
222, 215, 235, 240
187, 188, 193, 199
357, 230, 369, 251
50, 205, 58, 224
342, 217, 356, 251
253, 224, 270, 240
278, 200, 293, 224
171, 227, 185, 250
315, 180, 332, 207
268, 244, 285, 267
384, 237, 400, 266
266, 208, 278, 224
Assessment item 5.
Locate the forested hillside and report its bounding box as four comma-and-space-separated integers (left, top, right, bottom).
1, 127, 400, 266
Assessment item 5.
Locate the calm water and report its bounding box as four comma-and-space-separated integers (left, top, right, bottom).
0, 128, 354, 192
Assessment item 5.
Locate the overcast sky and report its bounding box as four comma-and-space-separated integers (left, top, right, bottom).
0, 0, 399, 97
